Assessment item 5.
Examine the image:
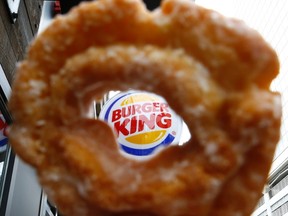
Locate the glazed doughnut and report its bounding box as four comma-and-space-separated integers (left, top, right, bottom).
9, 0, 281, 215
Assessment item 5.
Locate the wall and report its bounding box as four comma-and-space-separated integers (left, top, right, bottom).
0, 0, 43, 84
0, 1, 44, 215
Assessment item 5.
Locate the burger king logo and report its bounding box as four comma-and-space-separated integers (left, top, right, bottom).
0, 113, 8, 153
99, 91, 182, 158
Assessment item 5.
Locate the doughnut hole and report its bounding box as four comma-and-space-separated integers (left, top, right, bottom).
85, 90, 191, 160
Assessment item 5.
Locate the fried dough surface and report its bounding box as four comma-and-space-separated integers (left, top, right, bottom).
9, 0, 281, 215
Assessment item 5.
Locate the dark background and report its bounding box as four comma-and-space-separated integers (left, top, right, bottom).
60, 0, 162, 13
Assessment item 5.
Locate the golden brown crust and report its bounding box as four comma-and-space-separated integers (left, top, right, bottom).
9, 0, 281, 215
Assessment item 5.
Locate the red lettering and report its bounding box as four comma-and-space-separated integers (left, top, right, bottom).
112, 109, 121, 122
130, 116, 137, 134
112, 112, 172, 137
0, 118, 5, 130
114, 119, 130, 136
132, 104, 141, 115
160, 103, 169, 112
138, 114, 155, 132
156, 113, 171, 128
110, 101, 173, 138
153, 102, 160, 112
122, 106, 131, 118
142, 103, 152, 113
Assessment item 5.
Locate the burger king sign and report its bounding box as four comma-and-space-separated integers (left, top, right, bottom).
99, 91, 182, 158
0, 113, 8, 152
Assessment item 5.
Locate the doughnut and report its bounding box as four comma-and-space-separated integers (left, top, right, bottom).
8, 0, 281, 215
